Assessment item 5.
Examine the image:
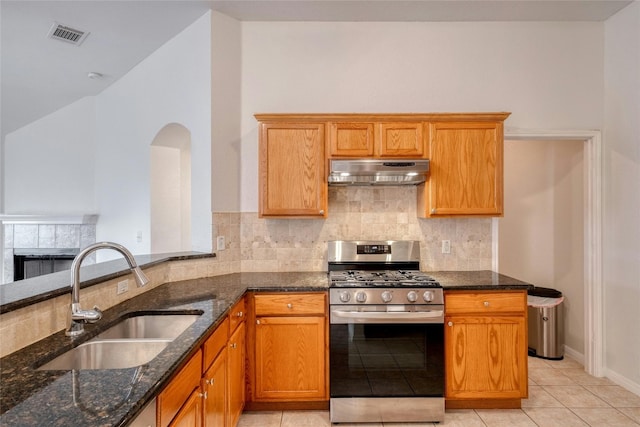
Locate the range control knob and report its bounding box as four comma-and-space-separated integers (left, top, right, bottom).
423, 290, 435, 302
339, 291, 351, 303
355, 291, 367, 303
381, 291, 393, 303
407, 291, 418, 302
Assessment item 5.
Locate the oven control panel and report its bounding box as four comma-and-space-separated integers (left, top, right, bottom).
330, 288, 444, 305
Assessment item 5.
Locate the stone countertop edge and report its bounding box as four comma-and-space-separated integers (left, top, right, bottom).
0, 252, 215, 313
0, 270, 531, 427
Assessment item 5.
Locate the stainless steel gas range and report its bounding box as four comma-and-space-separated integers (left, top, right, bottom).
328, 240, 445, 424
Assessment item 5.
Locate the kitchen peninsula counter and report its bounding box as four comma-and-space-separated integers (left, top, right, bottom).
0, 269, 531, 426
0, 272, 328, 427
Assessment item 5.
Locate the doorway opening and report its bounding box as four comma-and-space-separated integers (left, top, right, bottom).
498, 129, 602, 377
150, 123, 192, 253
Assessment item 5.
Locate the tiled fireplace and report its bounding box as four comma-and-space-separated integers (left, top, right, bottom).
2, 215, 97, 283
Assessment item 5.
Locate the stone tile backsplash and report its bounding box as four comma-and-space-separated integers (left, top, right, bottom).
213, 186, 493, 273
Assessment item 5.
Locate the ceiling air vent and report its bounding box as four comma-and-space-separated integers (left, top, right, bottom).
47, 22, 89, 46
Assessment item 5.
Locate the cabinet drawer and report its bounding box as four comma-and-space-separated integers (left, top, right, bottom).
229, 297, 246, 332
203, 317, 229, 373
158, 349, 202, 427
445, 291, 526, 315
255, 293, 326, 316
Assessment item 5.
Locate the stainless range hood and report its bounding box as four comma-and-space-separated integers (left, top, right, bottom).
328, 159, 430, 186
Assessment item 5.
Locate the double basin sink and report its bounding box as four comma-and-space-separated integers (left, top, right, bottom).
38, 313, 201, 371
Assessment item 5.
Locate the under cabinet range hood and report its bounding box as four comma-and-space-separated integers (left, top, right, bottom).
328, 159, 430, 186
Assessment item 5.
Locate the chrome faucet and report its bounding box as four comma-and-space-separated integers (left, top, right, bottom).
66, 241, 150, 337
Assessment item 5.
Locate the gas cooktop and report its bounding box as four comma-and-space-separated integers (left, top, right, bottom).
329, 270, 441, 288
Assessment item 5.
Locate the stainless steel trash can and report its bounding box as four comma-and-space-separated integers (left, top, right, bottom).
527, 287, 564, 360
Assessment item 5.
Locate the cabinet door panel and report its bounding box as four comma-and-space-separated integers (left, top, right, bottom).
227, 322, 245, 427
328, 122, 375, 157
254, 293, 326, 316
259, 123, 326, 217
203, 350, 226, 427
427, 122, 503, 216
168, 389, 202, 427
377, 122, 426, 157
445, 316, 527, 399
255, 316, 326, 400
158, 349, 203, 427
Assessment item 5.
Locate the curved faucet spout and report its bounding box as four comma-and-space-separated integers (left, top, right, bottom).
66, 241, 150, 337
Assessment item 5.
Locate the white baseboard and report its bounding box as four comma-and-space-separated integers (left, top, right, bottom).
605, 369, 640, 397
564, 345, 585, 366
564, 345, 640, 397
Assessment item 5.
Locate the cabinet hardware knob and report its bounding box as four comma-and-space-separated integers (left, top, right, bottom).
287, 303, 293, 309
199, 391, 208, 399
205, 378, 214, 385
448, 321, 453, 327
484, 301, 490, 307
237, 311, 243, 317
431, 208, 436, 214
230, 343, 237, 349
319, 210, 325, 214
256, 319, 261, 325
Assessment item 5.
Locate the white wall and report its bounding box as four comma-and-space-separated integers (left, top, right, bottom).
211, 11, 241, 212
500, 139, 584, 356
603, 1, 640, 392
94, 11, 212, 260
240, 21, 604, 211
4, 96, 96, 214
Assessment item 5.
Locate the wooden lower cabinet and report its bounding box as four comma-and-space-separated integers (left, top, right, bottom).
254, 316, 326, 400
247, 292, 328, 407
158, 297, 247, 427
169, 388, 203, 427
202, 349, 226, 427
444, 291, 528, 409
158, 349, 203, 427
227, 321, 246, 427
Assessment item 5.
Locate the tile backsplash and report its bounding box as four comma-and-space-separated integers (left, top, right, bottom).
213, 186, 493, 273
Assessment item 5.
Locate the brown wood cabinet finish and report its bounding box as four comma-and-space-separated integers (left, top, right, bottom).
258, 123, 327, 217
169, 388, 203, 427
419, 120, 505, 217
227, 321, 246, 427
444, 291, 528, 408
248, 292, 329, 406
328, 122, 375, 157
158, 349, 203, 427
377, 122, 427, 158
202, 348, 227, 427
256, 113, 509, 218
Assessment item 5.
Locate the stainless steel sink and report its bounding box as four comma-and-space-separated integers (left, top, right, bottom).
38, 313, 201, 370
38, 339, 171, 370
95, 314, 200, 340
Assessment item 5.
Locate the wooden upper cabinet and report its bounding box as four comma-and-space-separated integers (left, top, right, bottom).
328, 122, 375, 157
259, 123, 327, 218
419, 120, 505, 217
377, 122, 427, 158
328, 121, 427, 158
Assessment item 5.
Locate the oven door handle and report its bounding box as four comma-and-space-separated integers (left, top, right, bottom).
332, 310, 444, 322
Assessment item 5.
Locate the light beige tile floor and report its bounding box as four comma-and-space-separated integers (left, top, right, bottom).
237, 356, 640, 426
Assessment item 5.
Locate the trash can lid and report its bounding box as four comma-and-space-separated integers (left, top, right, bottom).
528, 286, 563, 298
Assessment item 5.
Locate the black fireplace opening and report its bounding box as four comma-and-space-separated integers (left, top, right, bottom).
13, 248, 80, 281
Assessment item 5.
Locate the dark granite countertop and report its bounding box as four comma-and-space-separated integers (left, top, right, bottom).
0, 252, 215, 313
0, 272, 328, 427
429, 270, 533, 291
0, 269, 530, 426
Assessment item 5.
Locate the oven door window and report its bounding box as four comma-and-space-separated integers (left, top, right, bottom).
330, 323, 444, 398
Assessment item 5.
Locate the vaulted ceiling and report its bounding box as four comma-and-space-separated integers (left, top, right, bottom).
0, 0, 633, 140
